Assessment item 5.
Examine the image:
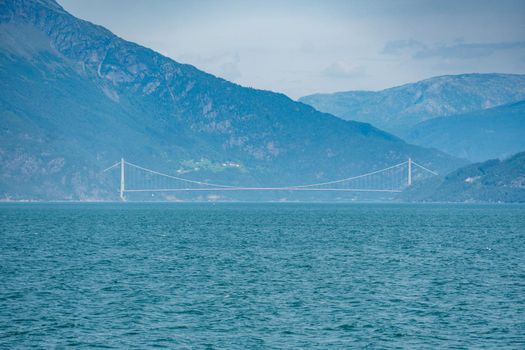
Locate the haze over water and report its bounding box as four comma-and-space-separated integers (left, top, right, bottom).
1, 203, 524, 348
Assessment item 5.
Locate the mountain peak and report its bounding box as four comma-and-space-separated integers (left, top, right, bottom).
300, 73, 525, 134
1, 0, 65, 16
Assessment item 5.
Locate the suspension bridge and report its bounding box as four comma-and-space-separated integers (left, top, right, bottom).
103, 158, 438, 200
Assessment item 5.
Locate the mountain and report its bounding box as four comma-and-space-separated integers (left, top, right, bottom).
299, 74, 525, 135
0, 0, 463, 200
404, 100, 525, 162
404, 152, 525, 203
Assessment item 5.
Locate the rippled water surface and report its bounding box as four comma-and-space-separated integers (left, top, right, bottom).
1, 203, 524, 348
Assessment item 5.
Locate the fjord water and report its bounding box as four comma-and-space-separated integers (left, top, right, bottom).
1, 203, 524, 348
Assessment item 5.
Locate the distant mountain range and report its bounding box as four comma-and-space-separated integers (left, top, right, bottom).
404, 152, 525, 203
299, 74, 525, 136
0, 0, 463, 200
404, 100, 525, 162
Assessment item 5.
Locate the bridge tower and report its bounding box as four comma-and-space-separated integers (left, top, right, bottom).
120, 158, 125, 201
407, 157, 412, 186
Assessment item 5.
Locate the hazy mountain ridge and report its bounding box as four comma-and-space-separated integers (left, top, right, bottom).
404, 100, 525, 162
404, 152, 525, 203
0, 0, 463, 200
299, 74, 525, 135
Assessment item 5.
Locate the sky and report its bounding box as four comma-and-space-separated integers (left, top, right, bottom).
58, 0, 525, 99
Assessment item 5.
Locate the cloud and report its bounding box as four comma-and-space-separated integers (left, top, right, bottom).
216, 53, 242, 81
413, 41, 525, 59
382, 39, 525, 60
321, 61, 365, 79
381, 39, 427, 55
176, 52, 242, 81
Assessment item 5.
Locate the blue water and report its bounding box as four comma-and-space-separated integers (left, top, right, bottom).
1, 203, 524, 349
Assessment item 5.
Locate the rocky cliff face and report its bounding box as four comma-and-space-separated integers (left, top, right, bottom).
0, 0, 463, 200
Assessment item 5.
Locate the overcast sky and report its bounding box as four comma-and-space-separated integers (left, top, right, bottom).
58, 0, 525, 99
